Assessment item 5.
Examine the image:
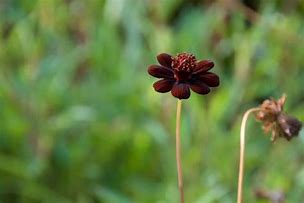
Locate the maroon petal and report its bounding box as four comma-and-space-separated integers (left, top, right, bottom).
171, 83, 190, 99
153, 79, 175, 93
193, 60, 214, 73
278, 114, 302, 139
148, 65, 174, 79
157, 53, 173, 68
197, 72, 219, 87
173, 70, 192, 82
189, 80, 210, 95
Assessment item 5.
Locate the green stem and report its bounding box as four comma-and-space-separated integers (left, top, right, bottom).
237, 108, 260, 203
176, 99, 184, 203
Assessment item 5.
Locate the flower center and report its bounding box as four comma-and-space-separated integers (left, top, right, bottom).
171, 53, 196, 82
172, 53, 197, 72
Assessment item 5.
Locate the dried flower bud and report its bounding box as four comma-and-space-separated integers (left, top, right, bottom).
255, 94, 302, 141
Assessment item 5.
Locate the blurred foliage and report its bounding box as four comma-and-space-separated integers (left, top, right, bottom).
0, 0, 304, 202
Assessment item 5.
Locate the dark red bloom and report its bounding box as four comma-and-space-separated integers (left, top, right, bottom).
147, 53, 220, 99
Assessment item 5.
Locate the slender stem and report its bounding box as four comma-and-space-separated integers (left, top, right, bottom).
176, 99, 184, 203
237, 108, 260, 203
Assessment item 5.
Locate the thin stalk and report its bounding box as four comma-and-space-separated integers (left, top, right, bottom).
237, 107, 260, 203
176, 99, 184, 203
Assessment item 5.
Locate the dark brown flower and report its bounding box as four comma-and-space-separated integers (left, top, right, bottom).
255, 94, 302, 141
147, 53, 220, 99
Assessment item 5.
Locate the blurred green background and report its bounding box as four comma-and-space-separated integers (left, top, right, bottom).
0, 0, 304, 202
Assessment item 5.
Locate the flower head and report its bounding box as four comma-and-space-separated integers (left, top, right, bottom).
147, 53, 220, 99
255, 94, 302, 141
